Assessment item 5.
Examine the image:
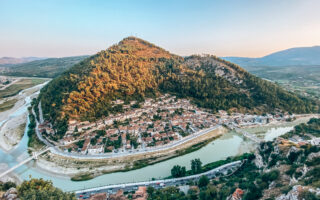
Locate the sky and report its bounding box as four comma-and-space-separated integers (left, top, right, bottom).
1, 0, 320, 58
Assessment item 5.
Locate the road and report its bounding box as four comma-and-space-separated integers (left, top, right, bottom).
75, 160, 242, 198
36, 102, 222, 159
49, 125, 221, 159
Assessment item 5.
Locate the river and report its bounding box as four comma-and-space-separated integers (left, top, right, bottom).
0, 86, 310, 191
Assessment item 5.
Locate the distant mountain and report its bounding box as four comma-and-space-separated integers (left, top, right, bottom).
38, 37, 318, 135
0, 56, 89, 78
0, 57, 44, 65
224, 46, 320, 66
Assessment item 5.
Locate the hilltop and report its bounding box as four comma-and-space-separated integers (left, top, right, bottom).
38, 37, 318, 136
224, 46, 320, 67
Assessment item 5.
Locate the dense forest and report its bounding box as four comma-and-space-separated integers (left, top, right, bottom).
38, 37, 319, 136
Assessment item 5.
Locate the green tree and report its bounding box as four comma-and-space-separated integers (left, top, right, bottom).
146, 186, 155, 196
0, 181, 16, 191
198, 175, 209, 188
171, 165, 186, 178
191, 158, 202, 174
18, 178, 76, 200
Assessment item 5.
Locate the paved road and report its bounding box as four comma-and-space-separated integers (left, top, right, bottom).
35, 104, 222, 159
75, 160, 242, 198
48, 125, 221, 159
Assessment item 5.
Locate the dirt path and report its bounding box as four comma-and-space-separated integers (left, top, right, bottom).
0, 78, 21, 91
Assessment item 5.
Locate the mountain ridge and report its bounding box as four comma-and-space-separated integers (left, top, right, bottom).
224, 46, 320, 66
0, 57, 45, 65
0, 55, 89, 78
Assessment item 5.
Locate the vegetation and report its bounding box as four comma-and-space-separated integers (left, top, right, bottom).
147, 123, 320, 200
17, 178, 76, 200
0, 78, 46, 99
282, 118, 320, 139
171, 165, 186, 178
71, 173, 94, 181
39, 37, 319, 137
0, 56, 89, 78
243, 65, 320, 100
198, 175, 209, 188
0, 98, 17, 112
0, 181, 16, 191
148, 155, 258, 200
169, 153, 254, 179
191, 158, 202, 174
27, 107, 44, 149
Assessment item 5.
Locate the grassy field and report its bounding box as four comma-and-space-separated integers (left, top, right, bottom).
0, 78, 46, 99
0, 99, 18, 112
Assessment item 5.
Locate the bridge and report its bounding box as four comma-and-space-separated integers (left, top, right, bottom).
0, 147, 50, 179
226, 124, 262, 143
234, 128, 262, 143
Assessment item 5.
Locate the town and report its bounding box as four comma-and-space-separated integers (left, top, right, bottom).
38, 94, 293, 156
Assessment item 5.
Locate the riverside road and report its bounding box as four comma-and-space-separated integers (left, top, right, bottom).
75, 160, 242, 199
36, 103, 222, 159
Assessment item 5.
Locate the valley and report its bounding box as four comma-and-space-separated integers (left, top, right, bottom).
0, 73, 318, 199
243, 65, 320, 100
0, 39, 319, 199
1, 1, 320, 199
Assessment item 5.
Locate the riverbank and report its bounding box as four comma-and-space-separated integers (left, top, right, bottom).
0, 79, 48, 152
26, 114, 317, 181
240, 114, 318, 140
239, 114, 317, 130
34, 126, 228, 181
0, 113, 26, 151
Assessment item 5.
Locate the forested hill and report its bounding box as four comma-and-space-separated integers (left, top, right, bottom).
38, 37, 319, 135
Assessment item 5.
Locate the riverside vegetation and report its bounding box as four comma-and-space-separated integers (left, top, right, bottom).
0, 179, 76, 200
1, 119, 319, 199
145, 118, 320, 200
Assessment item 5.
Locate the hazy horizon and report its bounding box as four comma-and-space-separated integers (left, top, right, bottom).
1, 0, 320, 58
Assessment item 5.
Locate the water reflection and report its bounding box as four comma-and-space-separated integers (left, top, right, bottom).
0, 109, 309, 191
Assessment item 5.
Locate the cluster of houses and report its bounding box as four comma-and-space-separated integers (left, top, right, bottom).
38, 94, 293, 155
219, 111, 293, 128
79, 186, 147, 200
60, 95, 220, 154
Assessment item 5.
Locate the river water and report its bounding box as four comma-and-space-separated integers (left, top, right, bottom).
0, 86, 309, 191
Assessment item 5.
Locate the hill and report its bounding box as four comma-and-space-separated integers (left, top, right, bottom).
224, 46, 320, 67
0, 56, 89, 78
0, 57, 44, 66
38, 37, 318, 136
